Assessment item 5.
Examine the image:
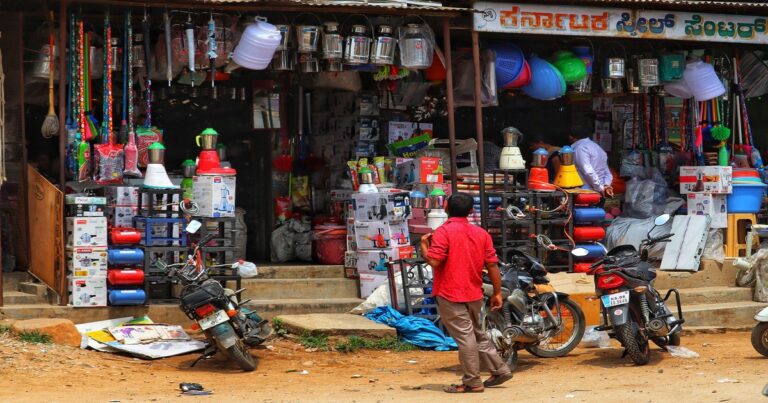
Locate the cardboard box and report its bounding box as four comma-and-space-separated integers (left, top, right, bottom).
70, 276, 108, 307
679, 166, 732, 194
354, 221, 410, 250
107, 206, 138, 228
687, 192, 727, 228
66, 247, 108, 277
65, 195, 107, 217
359, 273, 388, 298
193, 175, 236, 217
356, 246, 416, 275
106, 186, 139, 206
66, 217, 108, 247
352, 191, 412, 223
395, 157, 443, 185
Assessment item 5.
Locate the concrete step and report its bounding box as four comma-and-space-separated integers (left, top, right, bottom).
17, 282, 49, 298
655, 259, 738, 289
2, 272, 29, 291
256, 265, 345, 279
241, 278, 359, 300
681, 301, 767, 328
1, 291, 45, 305
275, 313, 395, 338
668, 286, 754, 305
0, 298, 362, 325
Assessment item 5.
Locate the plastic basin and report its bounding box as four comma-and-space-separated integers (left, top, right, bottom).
726, 183, 767, 213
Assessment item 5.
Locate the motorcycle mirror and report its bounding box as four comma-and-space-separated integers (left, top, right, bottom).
571, 248, 590, 257
654, 214, 670, 227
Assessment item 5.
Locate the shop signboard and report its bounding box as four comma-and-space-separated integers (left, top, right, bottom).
474, 2, 768, 45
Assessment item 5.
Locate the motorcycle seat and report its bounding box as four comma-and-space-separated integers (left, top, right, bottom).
622, 263, 657, 282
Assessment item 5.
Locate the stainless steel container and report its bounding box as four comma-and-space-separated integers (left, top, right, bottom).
275, 24, 291, 51
299, 53, 320, 73
604, 57, 625, 79
322, 22, 343, 60
182, 162, 197, 177
296, 24, 320, 53
638, 58, 660, 87
326, 59, 343, 72
29, 44, 58, 81
626, 68, 641, 93
601, 78, 623, 94
344, 25, 371, 65
272, 50, 295, 71
109, 37, 122, 71
148, 147, 165, 164
132, 33, 145, 69
370, 25, 396, 66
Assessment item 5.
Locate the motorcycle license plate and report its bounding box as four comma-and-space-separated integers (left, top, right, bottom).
601, 291, 629, 308
198, 310, 229, 330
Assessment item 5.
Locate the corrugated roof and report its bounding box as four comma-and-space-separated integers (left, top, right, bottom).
151, 0, 469, 11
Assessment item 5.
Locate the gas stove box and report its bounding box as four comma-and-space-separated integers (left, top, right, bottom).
354, 221, 410, 250
351, 191, 411, 223
66, 247, 108, 277
66, 217, 108, 248
193, 175, 237, 217
69, 276, 108, 307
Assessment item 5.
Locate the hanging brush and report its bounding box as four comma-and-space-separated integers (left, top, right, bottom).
710, 97, 731, 141
41, 11, 60, 138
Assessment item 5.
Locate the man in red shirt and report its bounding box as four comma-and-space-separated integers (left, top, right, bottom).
421, 193, 512, 393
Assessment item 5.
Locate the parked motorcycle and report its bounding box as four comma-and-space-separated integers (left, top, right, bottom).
573, 214, 684, 365
481, 249, 586, 370
753, 306, 768, 357
159, 233, 273, 371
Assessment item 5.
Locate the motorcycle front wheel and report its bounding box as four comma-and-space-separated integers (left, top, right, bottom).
751, 322, 768, 357
617, 320, 651, 365
525, 298, 586, 358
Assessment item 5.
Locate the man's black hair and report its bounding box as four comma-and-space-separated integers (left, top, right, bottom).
446, 193, 474, 217
571, 125, 593, 140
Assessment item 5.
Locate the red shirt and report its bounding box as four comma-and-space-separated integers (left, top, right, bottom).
426, 217, 498, 303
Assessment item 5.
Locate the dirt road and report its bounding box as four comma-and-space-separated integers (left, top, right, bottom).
0, 331, 766, 402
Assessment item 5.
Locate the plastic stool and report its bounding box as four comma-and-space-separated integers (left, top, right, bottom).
725, 214, 757, 257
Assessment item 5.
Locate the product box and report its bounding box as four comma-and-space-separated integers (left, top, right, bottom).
66, 247, 108, 277
359, 273, 388, 298
687, 192, 728, 228
106, 186, 140, 206
65, 196, 107, 217
395, 157, 443, 185
352, 191, 412, 223
354, 221, 410, 250
356, 246, 416, 275
679, 166, 733, 194
70, 276, 108, 307
66, 217, 108, 247
106, 206, 138, 228
330, 189, 354, 202
193, 175, 237, 217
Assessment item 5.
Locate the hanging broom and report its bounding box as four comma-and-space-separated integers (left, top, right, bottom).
41, 11, 60, 138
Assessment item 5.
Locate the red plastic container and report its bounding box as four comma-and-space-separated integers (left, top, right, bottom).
110, 227, 142, 245
574, 192, 602, 206
108, 269, 145, 285
573, 263, 592, 273
573, 226, 606, 242
312, 225, 347, 265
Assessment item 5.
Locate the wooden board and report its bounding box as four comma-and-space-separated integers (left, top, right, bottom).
661, 215, 710, 272
26, 165, 65, 299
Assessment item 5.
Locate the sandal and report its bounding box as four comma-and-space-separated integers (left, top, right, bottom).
444, 384, 484, 393
483, 373, 513, 388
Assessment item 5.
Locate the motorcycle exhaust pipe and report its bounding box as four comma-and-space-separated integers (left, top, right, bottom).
647, 318, 670, 336
505, 326, 539, 343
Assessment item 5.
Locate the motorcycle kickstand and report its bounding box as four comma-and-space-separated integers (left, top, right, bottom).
190, 345, 217, 368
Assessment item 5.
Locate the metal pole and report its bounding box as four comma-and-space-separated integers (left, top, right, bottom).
19, 12, 31, 273
58, 1, 68, 188
471, 30, 487, 228
442, 18, 458, 194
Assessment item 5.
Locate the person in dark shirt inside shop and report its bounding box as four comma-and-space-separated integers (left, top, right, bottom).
529, 134, 562, 182
420, 193, 513, 393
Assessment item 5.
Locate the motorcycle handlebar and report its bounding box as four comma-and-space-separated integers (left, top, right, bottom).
650, 233, 674, 243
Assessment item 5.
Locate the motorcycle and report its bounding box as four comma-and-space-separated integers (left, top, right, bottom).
481, 249, 586, 370
159, 233, 273, 371
572, 214, 685, 365
753, 307, 768, 357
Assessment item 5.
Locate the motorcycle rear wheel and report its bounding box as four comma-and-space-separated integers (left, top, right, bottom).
525, 298, 586, 358
617, 321, 650, 365
226, 340, 257, 372
751, 322, 768, 357
482, 310, 519, 371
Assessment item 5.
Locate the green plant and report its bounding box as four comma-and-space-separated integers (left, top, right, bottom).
272, 318, 288, 337
17, 330, 52, 344
0, 324, 11, 335
335, 336, 415, 353
298, 332, 329, 350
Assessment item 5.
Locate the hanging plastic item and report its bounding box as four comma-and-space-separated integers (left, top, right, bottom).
231, 17, 282, 70
398, 22, 434, 69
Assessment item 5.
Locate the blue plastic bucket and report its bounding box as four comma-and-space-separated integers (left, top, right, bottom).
726, 183, 767, 213
574, 207, 606, 224
108, 248, 144, 265
522, 56, 564, 100
108, 289, 146, 305
492, 44, 525, 87
573, 244, 606, 260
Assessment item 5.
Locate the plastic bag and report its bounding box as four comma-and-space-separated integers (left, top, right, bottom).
236, 260, 258, 278
579, 326, 611, 348
701, 229, 725, 263
666, 345, 700, 358
619, 149, 646, 178
93, 143, 125, 184
270, 223, 295, 263
349, 266, 431, 314
365, 306, 456, 351
623, 168, 668, 219
452, 49, 498, 107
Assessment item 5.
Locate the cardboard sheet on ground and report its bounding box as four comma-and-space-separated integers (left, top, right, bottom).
104, 340, 206, 359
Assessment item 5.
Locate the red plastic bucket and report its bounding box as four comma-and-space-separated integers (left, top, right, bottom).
108, 269, 145, 285
313, 225, 347, 265
503, 60, 531, 89
573, 226, 606, 242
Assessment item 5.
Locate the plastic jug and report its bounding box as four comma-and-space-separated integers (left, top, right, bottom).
231, 18, 282, 70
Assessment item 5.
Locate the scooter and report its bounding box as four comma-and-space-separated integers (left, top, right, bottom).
753, 307, 768, 357
573, 214, 684, 365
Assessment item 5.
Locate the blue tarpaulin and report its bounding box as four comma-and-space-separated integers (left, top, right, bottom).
364, 306, 457, 351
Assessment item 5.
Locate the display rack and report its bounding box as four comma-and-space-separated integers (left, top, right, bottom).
195, 216, 241, 291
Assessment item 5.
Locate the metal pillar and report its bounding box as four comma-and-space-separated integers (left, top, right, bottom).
442, 18, 457, 194
471, 30, 487, 228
